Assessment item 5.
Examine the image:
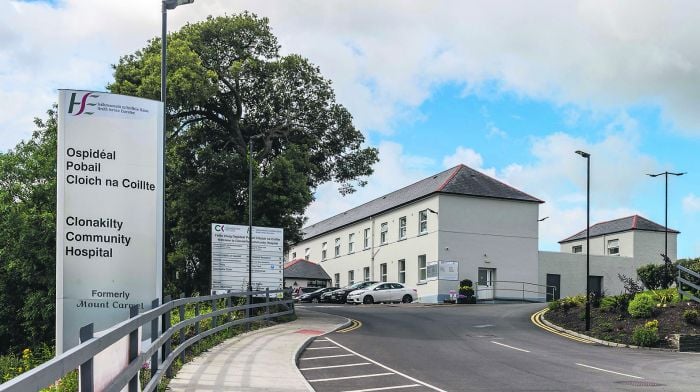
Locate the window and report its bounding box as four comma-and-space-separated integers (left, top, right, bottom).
364, 228, 371, 249
291, 252, 296, 260
398, 216, 406, 240
419, 210, 428, 234
398, 259, 405, 283
334, 238, 341, 257
363, 267, 370, 281
334, 273, 340, 288
321, 242, 327, 260
418, 255, 427, 281
607, 239, 620, 255
380, 222, 388, 245
348, 233, 355, 253
380, 263, 388, 282
304, 248, 310, 260
572, 245, 582, 254
348, 270, 355, 285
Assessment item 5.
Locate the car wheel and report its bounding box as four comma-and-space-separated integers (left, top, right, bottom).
363, 295, 374, 305
402, 295, 413, 303
311, 298, 319, 303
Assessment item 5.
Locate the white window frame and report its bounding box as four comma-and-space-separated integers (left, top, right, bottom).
334, 273, 340, 288
321, 242, 327, 260
348, 270, 355, 285
607, 239, 620, 256
348, 233, 355, 254
363, 267, 370, 281
418, 254, 427, 281
419, 210, 428, 235
572, 245, 582, 254
380, 222, 388, 245
398, 259, 405, 283
304, 248, 310, 260
334, 238, 341, 257
364, 228, 370, 249
398, 216, 407, 240
380, 263, 388, 282
291, 252, 296, 260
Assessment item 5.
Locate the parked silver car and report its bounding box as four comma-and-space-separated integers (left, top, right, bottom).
346, 282, 417, 304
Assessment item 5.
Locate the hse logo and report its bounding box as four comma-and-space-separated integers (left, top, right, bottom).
214, 225, 226, 232
67, 92, 100, 116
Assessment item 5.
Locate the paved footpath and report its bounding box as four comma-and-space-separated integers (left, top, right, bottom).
168, 308, 349, 392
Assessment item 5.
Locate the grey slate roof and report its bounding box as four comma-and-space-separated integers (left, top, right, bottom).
284, 259, 331, 280
559, 215, 680, 243
302, 164, 543, 240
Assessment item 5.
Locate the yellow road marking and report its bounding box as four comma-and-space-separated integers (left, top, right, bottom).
337, 319, 362, 333
531, 308, 596, 344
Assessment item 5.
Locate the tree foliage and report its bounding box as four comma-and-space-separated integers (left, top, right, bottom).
0, 109, 57, 354
108, 13, 378, 295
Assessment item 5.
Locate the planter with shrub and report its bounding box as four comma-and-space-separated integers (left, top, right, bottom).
457, 279, 476, 304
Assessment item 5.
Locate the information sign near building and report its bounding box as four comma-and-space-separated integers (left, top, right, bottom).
211, 224, 284, 293
56, 90, 163, 353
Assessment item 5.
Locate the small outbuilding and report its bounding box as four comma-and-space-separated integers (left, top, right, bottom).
284, 259, 331, 289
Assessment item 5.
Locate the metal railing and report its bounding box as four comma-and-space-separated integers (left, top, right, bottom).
0, 288, 293, 392
677, 265, 700, 304
476, 280, 557, 302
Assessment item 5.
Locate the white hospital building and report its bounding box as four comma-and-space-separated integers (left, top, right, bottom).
288, 165, 678, 302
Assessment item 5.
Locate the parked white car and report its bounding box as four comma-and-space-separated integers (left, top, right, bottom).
346, 282, 417, 304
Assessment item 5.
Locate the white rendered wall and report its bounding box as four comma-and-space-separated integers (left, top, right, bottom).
539, 251, 650, 298
633, 231, 678, 263
289, 196, 440, 301
560, 231, 634, 257
437, 194, 540, 302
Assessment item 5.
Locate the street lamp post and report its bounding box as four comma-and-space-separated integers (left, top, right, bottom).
161, 0, 194, 296
647, 171, 685, 266
575, 150, 591, 331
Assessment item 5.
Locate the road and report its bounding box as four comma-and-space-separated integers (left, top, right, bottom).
297, 303, 700, 392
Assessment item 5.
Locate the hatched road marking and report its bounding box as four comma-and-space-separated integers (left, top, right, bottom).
300, 362, 371, 371
342, 385, 421, 392
301, 353, 356, 360
307, 372, 394, 382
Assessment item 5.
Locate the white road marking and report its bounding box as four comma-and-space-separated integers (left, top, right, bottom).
473, 324, 494, 328
300, 362, 370, 371
306, 346, 340, 350
575, 363, 644, 379
490, 341, 530, 353
315, 338, 331, 341
308, 372, 394, 382
341, 385, 420, 392
326, 337, 447, 392
301, 354, 356, 360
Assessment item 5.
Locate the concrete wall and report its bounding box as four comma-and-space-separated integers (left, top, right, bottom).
436, 194, 540, 302
289, 196, 440, 300
538, 251, 648, 298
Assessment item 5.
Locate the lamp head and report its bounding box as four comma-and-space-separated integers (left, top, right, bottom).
165, 0, 194, 10
575, 150, 590, 158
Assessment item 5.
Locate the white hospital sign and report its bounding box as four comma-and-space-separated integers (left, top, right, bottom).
56, 90, 163, 353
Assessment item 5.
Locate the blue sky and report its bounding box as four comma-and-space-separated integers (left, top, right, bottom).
1, 0, 699, 258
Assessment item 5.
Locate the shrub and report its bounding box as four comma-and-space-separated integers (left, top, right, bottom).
631, 320, 659, 347
600, 295, 627, 312
637, 263, 674, 290
548, 300, 561, 311
628, 293, 655, 318
683, 309, 699, 325
618, 273, 643, 296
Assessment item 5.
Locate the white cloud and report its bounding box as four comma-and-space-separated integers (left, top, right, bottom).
683, 194, 700, 214
487, 125, 508, 139
305, 141, 433, 225
4, 1, 700, 151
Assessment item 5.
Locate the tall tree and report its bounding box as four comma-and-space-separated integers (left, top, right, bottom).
0, 109, 57, 354
109, 13, 378, 295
